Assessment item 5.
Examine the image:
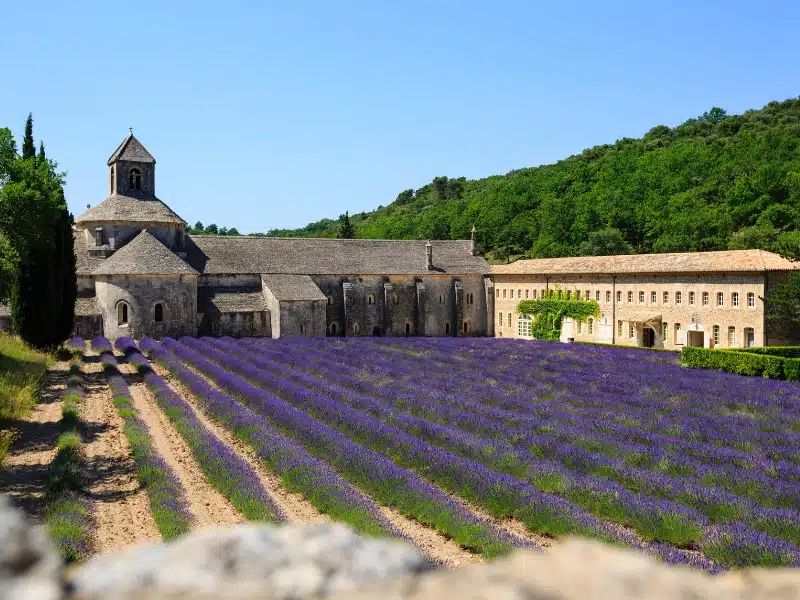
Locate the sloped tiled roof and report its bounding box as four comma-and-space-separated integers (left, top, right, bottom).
198, 288, 268, 313
75, 297, 100, 316
107, 134, 155, 165
491, 250, 800, 276
75, 195, 185, 225
73, 231, 104, 276
92, 230, 198, 276
261, 274, 327, 301
185, 237, 489, 276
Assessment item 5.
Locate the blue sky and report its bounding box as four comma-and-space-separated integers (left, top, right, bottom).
3, 1, 799, 233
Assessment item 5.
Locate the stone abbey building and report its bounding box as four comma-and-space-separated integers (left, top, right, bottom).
61, 134, 493, 341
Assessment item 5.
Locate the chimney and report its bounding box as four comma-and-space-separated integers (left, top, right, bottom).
425, 241, 433, 270
470, 224, 478, 256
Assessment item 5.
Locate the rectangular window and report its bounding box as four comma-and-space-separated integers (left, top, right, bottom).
577, 321, 582, 334
629, 324, 634, 338
627, 291, 633, 303
702, 292, 709, 306
525, 289, 529, 299
606, 290, 611, 303
596, 290, 600, 302
517, 317, 532, 337
717, 292, 724, 306
674, 323, 681, 344
508, 313, 512, 328
532, 289, 537, 300
496, 289, 500, 298
498, 312, 502, 325
517, 289, 522, 299
588, 319, 594, 335
616, 291, 622, 303
744, 327, 755, 347
689, 291, 695, 305
586, 289, 590, 301
510, 289, 514, 299
651, 291, 656, 304
663, 291, 669, 304
732, 292, 739, 307
713, 325, 720, 345
618, 320, 623, 337
575, 290, 581, 300
675, 291, 682, 305
503, 289, 507, 299
747, 292, 755, 307
566, 290, 572, 300
662, 322, 668, 340
639, 291, 645, 303
541, 289, 546, 299
728, 326, 736, 346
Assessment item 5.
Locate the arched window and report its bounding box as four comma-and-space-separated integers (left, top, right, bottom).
117, 302, 129, 326
463, 321, 471, 333
702, 292, 709, 306
300, 323, 306, 334
577, 320, 582, 334
367, 294, 375, 305
517, 315, 533, 338
110, 167, 115, 192
128, 168, 141, 191
392, 293, 399, 305
154, 303, 164, 322
747, 292, 755, 307
327, 296, 333, 305
445, 322, 451, 334
732, 292, 740, 307
329, 322, 338, 336
438, 293, 444, 304
405, 322, 411, 336
352, 322, 360, 335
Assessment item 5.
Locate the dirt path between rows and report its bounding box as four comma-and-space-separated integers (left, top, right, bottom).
125, 377, 244, 529
81, 356, 160, 552
0, 361, 70, 521
152, 363, 328, 525
154, 358, 485, 567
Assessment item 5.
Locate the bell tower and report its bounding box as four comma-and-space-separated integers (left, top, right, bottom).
107, 130, 156, 199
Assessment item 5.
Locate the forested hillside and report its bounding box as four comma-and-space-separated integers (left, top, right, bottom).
264, 98, 800, 262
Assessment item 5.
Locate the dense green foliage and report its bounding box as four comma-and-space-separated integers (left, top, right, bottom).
265, 98, 800, 263
187, 221, 240, 236
0, 117, 77, 348
681, 346, 800, 381
733, 346, 800, 358
337, 211, 355, 239
517, 293, 600, 341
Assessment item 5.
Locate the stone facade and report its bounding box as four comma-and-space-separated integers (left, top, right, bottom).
63, 133, 491, 342
492, 251, 800, 349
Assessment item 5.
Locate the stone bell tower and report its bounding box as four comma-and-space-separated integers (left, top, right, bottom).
107, 130, 156, 199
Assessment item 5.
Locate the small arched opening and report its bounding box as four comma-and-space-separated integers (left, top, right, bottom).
462, 321, 471, 334
128, 168, 141, 191
117, 301, 130, 327
329, 322, 338, 336
352, 322, 361, 335
372, 326, 382, 337
300, 323, 306, 334
154, 303, 164, 322
405, 322, 411, 336
438, 293, 444, 304
445, 322, 451, 334
367, 294, 376, 305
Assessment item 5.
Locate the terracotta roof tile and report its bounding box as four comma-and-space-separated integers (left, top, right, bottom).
491, 250, 800, 276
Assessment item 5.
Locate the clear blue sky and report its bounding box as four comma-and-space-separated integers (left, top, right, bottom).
3, 1, 799, 233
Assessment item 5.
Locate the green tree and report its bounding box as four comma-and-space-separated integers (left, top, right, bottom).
338, 211, 355, 239
37, 141, 46, 162
21, 113, 35, 160
205, 223, 218, 235
578, 227, 633, 256
227, 227, 240, 236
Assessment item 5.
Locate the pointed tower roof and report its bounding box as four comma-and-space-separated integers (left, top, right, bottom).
107, 133, 155, 165
92, 230, 198, 276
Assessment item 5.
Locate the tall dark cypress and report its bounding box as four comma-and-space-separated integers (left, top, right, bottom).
338, 211, 356, 239
55, 206, 77, 341
38, 141, 46, 162
21, 113, 35, 160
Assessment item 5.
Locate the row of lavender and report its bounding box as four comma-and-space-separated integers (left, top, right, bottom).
151, 337, 716, 571
168, 335, 798, 569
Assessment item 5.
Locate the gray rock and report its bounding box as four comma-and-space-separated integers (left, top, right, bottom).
336, 538, 800, 600
68, 522, 433, 600
0, 494, 62, 600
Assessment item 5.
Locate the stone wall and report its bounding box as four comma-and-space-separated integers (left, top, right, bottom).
279, 300, 327, 337
198, 310, 271, 338
95, 274, 197, 341
312, 274, 489, 338
493, 272, 773, 349
111, 159, 155, 198
81, 223, 184, 253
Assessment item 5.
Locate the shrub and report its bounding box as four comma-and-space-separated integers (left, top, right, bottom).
681, 346, 800, 380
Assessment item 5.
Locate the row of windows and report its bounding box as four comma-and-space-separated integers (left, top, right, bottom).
329, 292, 476, 306
497, 286, 758, 309
117, 301, 164, 326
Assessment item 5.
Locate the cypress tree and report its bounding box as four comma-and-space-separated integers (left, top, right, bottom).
38, 141, 46, 162
55, 206, 77, 341
21, 113, 35, 160
338, 211, 356, 239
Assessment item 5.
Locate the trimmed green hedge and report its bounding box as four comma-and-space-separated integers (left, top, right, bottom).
681, 346, 800, 381
730, 346, 800, 359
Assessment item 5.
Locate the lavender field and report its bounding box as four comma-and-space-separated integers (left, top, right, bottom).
140, 336, 800, 570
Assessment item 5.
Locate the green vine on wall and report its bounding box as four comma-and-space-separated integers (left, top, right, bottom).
517, 292, 600, 341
